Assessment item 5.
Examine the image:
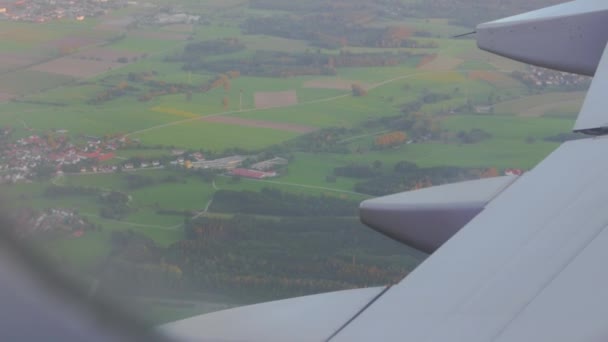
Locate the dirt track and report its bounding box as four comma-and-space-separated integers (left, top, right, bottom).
254, 90, 298, 109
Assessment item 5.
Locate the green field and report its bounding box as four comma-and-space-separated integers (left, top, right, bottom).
493, 92, 586, 117
134, 120, 299, 150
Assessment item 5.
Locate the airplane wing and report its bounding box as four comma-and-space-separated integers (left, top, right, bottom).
161, 1, 608, 341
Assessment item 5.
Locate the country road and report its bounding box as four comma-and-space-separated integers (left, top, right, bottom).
123, 69, 500, 138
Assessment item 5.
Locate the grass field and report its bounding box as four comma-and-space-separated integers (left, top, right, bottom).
0, 70, 75, 95
493, 92, 586, 117
134, 120, 299, 150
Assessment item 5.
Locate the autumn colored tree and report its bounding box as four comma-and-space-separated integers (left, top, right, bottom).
375, 26, 414, 48
227, 70, 241, 79
375, 131, 407, 148
117, 81, 129, 90
480, 167, 499, 178
211, 74, 230, 89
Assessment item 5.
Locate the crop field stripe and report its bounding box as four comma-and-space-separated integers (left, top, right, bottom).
151, 106, 199, 119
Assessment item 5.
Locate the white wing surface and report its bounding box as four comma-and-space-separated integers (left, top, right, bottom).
333, 136, 608, 341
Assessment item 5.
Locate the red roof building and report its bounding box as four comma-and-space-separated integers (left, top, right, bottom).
504, 168, 524, 176
97, 152, 115, 162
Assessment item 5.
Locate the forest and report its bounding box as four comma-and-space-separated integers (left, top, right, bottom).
175, 49, 422, 78
98, 216, 419, 302
243, 15, 435, 49
209, 188, 359, 217
353, 161, 494, 196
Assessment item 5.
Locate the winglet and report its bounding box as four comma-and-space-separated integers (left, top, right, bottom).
574, 42, 608, 134
476, 0, 608, 76
359, 176, 518, 253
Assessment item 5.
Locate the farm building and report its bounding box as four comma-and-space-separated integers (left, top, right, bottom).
230, 168, 277, 179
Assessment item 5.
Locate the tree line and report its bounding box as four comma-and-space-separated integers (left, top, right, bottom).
209, 188, 359, 217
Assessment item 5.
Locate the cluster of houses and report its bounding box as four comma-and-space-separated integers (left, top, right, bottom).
513, 66, 590, 89
0, 124, 289, 183
0, 132, 124, 183
228, 157, 289, 179
0, 0, 128, 23
169, 152, 287, 180
136, 6, 200, 26
14, 208, 94, 238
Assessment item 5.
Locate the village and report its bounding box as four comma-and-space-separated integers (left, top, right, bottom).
512, 65, 590, 89
0, 0, 128, 23
0, 127, 287, 183
12, 207, 97, 239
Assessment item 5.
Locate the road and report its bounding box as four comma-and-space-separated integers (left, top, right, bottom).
124, 69, 495, 138
221, 175, 371, 198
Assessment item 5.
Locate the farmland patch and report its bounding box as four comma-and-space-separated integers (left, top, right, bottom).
30, 58, 122, 78
0, 70, 74, 95
129, 30, 190, 41
303, 79, 369, 90
254, 90, 298, 109
134, 120, 298, 151
44, 35, 104, 51
468, 70, 519, 87
418, 54, 463, 71
151, 106, 199, 119
96, 17, 135, 31
494, 92, 586, 117
74, 47, 145, 62
0, 92, 15, 102
0, 52, 40, 69
202, 116, 317, 133
162, 24, 194, 33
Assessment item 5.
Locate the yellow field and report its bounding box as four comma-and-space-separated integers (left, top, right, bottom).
151, 106, 199, 119
418, 55, 463, 71
468, 70, 520, 87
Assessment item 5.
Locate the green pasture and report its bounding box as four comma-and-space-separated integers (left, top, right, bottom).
458, 59, 496, 71
240, 35, 312, 53
0, 100, 177, 136
0, 70, 75, 95
131, 179, 215, 211
133, 120, 298, 150
192, 23, 242, 39
275, 153, 363, 193
21, 83, 105, 104
42, 229, 111, 269
214, 174, 365, 200
442, 114, 573, 140
336, 139, 556, 170
228, 88, 399, 129
493, 92, 586, 117
107, 34, 185, 53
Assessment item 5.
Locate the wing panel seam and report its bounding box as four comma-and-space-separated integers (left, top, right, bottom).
489, 220, 608, 341
326, 285, 391, 342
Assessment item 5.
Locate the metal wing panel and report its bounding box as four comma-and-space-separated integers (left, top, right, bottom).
496, 227, 608, 342
159, 287, 386, 342
476, 0, 608, 76
332, 137, 608, 342
360, 176, 519, 253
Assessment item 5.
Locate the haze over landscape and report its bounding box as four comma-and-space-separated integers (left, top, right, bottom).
0, 0, 582, 324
